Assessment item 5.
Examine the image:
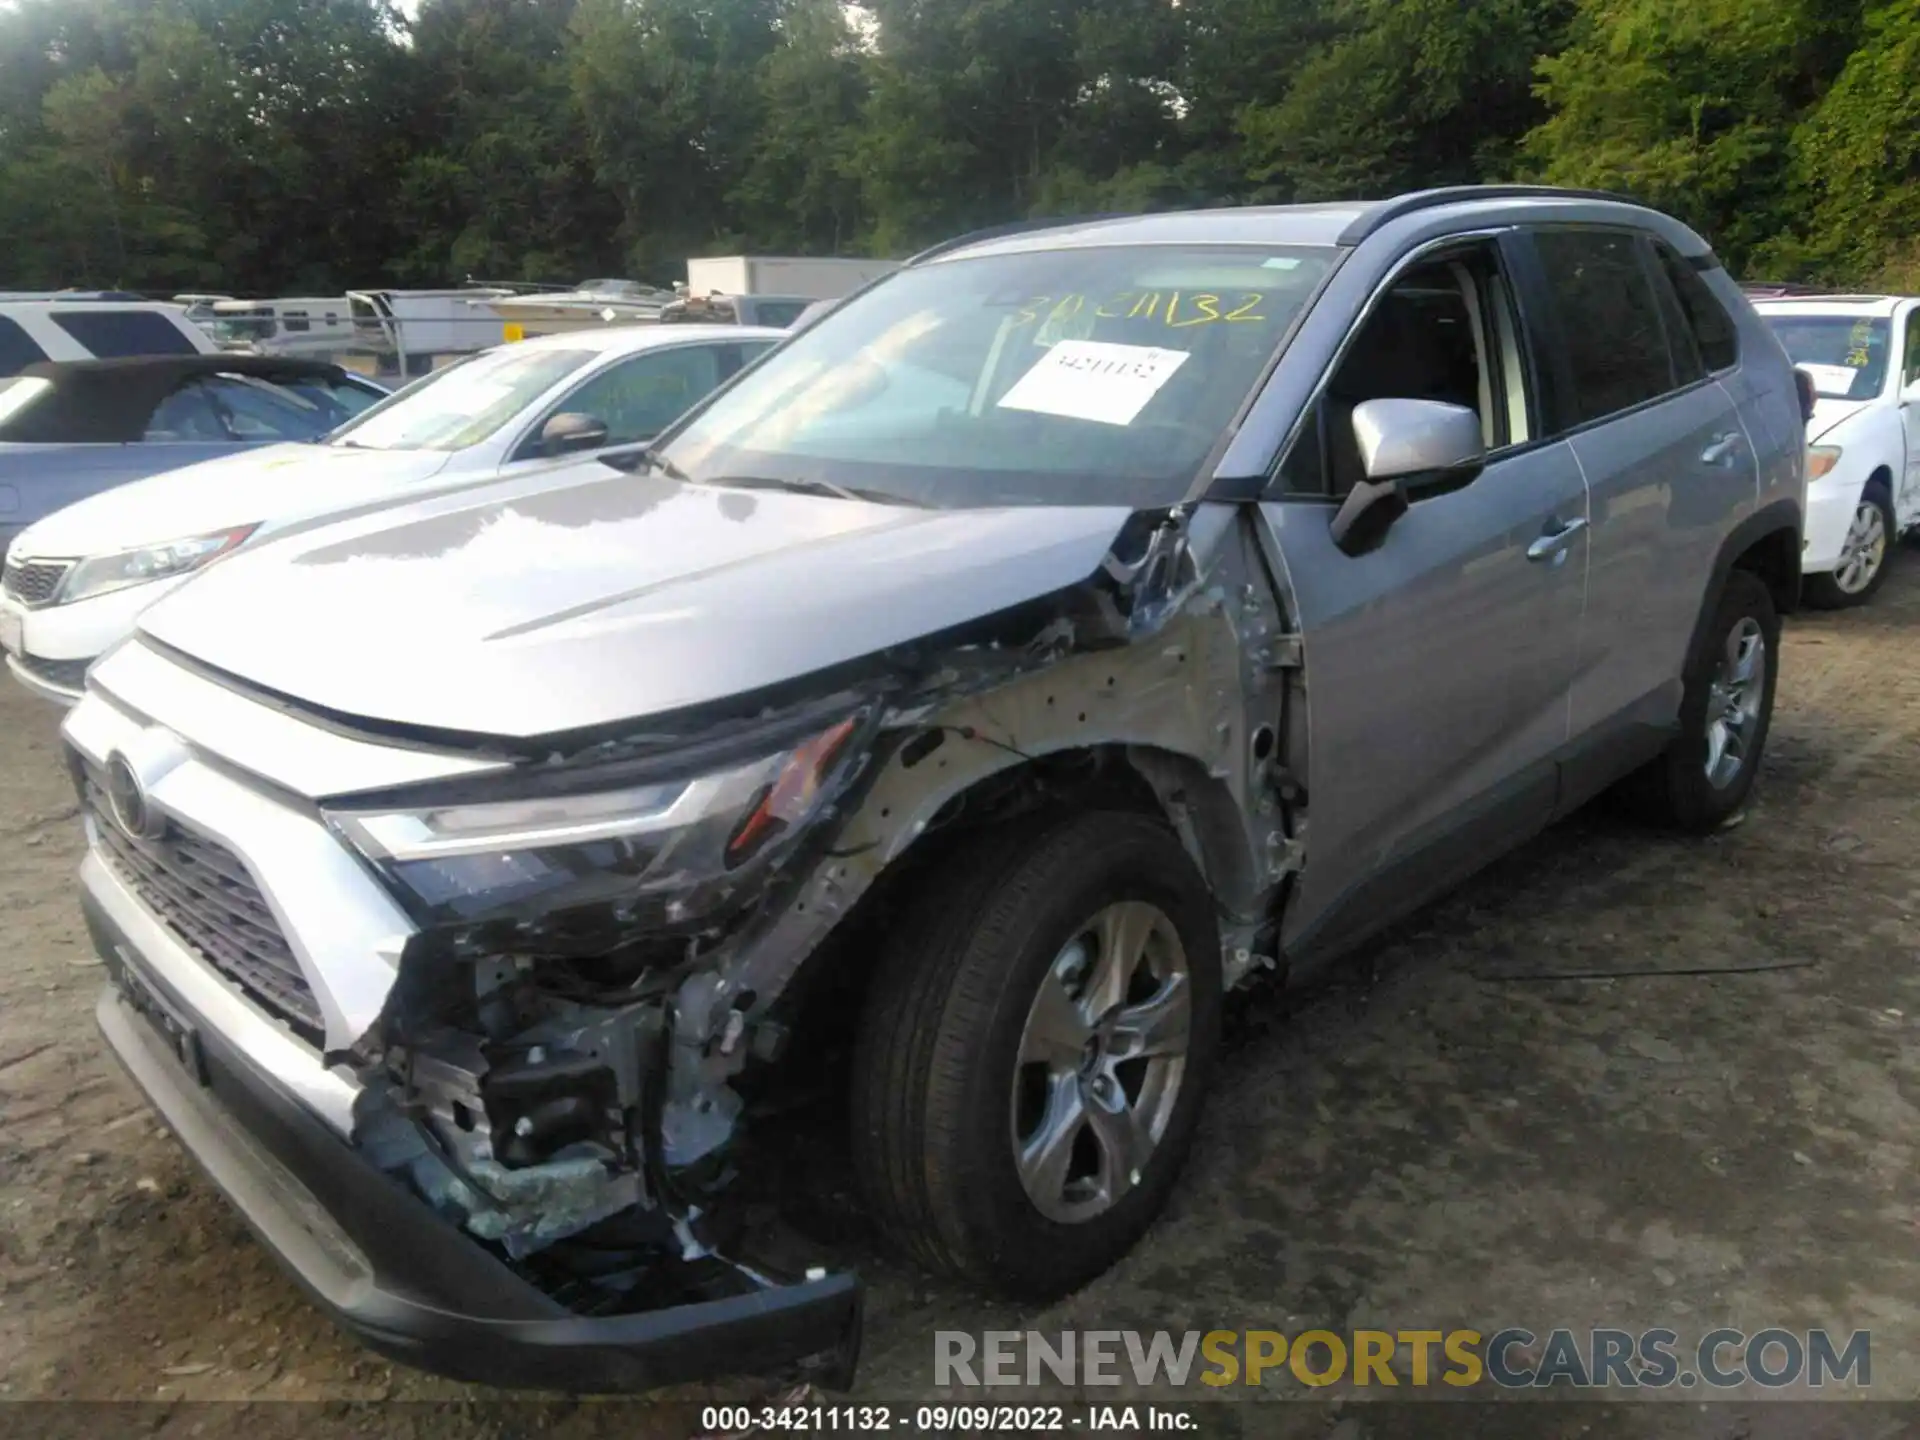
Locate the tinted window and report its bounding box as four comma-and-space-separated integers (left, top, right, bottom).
144, 379, 234, 440
1654, 246, 1738, 372
0, 317, 50, 375
1534, 230, 1673, 426
541, 344, 727, 449
50, 309, 198, 358
1904, 311, 1920, 390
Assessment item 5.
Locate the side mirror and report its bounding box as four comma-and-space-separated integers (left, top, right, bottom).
1329, 398, 1486, 557
1793, 367, 1818, 425
539, 411, 609, 455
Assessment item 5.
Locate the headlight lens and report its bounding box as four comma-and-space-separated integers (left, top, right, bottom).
1807, 446, 1843, 480
61, 525, 258, 603
327, 711, 866, 927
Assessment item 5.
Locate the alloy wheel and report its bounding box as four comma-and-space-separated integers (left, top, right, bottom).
1832, 500, 1888, 596
1704, 616, 1767, 790
1010, 901, 1191, 1224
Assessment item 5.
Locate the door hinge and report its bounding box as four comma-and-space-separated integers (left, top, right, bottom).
1266, 635, 1303, 670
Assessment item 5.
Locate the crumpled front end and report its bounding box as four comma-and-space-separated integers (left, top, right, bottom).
65, 497, 1309, 1392
62, 642, 864, 1391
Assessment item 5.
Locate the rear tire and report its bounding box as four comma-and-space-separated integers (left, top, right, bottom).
849, 811, 1221, 1300
1627, 569, 1779, 832
1805, 480, 1895, 609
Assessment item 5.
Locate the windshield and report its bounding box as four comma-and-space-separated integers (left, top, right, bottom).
328, 345, 594, 451
1764, 315, 1891, 399
656, 243, 1337, 508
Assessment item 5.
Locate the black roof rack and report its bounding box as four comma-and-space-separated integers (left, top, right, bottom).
1336, 185, 1647, 246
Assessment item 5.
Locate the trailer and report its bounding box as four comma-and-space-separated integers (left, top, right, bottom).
683, 255, 897, 301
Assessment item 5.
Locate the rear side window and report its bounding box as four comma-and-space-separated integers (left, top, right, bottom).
1533, 230, 1673, 427
0, 317, 50, 375
49, 310, 198, 359
1653, 246, 1739, 373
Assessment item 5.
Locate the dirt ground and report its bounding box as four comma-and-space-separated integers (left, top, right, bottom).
3, 560, 1918, 1438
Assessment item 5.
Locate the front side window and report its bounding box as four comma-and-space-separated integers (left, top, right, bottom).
537, 344, 728, 451
1533, 230, 1674, 426
329, 346, 595, 452
50, 309, 199, 358
657, 244, 1337, 508
1281, 243, 1534, 497
1763, 315, 1891, 400
1903, 310, 1920, 391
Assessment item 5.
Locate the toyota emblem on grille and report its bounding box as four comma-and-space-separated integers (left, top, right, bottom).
105, 751, 167, 841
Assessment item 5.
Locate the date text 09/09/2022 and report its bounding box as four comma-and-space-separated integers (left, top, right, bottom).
699, 1406, 1194, 1433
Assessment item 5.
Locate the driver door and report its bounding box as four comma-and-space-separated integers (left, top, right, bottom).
1258, 236, 1590, 964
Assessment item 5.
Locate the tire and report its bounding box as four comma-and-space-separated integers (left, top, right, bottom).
850, 810, 1222, 1300
1628, 569, 1780, 831
1805, 479, 1896, 609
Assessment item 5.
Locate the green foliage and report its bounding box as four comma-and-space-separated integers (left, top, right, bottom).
0, 0, 1912, 291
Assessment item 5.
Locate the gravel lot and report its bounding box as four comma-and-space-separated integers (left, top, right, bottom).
2, 559, 1917, 1437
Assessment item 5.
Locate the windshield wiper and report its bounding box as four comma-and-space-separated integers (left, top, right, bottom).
702, 474, 921, 506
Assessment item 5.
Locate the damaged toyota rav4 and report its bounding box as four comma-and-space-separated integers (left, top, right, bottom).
66, 187, 1806, 1391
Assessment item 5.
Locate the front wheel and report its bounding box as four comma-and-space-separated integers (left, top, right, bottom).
1627, 569, 1780, 831
1805, 481, 1895, 608
850, 811, 1222, 1299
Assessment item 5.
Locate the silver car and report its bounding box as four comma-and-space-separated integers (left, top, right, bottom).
0, 355, 387, 557
65, 186, 1804, 1392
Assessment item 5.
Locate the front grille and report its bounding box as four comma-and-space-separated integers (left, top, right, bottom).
79, 761, 324, 1045
3, 557, 73, 607
12, 653, 89, 693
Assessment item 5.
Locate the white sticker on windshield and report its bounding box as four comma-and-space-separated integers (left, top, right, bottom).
996, 340, 1190, 427
1798, 362, 1859, 396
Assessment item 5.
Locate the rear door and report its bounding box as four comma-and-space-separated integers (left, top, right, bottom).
1525, 228, 1758, 766
1259, 233, 1591, 961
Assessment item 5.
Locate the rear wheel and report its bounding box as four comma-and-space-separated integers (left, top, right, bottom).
1627, 569, 1779, 831
850, 811, 1221, 1299
1805, 480, 1895, 608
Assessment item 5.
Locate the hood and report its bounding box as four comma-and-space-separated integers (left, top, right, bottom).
12, 444, 456, 558
1807, 397, 1872, 447
139, 461, 1136, 740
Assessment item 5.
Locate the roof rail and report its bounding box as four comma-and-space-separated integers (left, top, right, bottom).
1336, 185, 1647, 246
905, 212, 1134, 266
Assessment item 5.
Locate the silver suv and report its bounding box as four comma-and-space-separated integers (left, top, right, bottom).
64, 187, 1805, 1392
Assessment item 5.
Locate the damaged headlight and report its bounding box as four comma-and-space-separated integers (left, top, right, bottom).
326, 705, 870, 927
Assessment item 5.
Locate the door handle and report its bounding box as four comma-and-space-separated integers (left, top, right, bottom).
1700, 433, 1742, 466
1526, 516, 1589, 565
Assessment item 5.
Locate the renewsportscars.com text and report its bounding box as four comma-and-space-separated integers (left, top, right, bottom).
934, 1327, 1871, 1390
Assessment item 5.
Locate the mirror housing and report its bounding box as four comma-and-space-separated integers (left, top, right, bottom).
1329, 398, 1486, 557
539, 411, 609, 455
1793, 367, 1819, 426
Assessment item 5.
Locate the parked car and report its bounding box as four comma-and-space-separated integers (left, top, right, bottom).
0, 355, 388, 558
1753, 293, 1919, 606
0, 300, 218, 375
2, 324, 779, 702
61, 187, 1802, 1392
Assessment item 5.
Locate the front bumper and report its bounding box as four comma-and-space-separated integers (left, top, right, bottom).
1803, 479, 1867, 575
85, 865, 864, 1392
5, 651, 86, 705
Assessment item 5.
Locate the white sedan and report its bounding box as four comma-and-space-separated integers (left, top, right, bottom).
0, 323, 780, 701
1756, 293, 1920, 607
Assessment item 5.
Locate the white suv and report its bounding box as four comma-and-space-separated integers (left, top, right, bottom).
0, 300, 217, 375
1756, 293, 1920, 606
